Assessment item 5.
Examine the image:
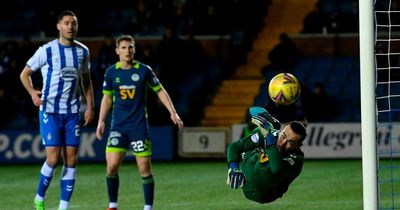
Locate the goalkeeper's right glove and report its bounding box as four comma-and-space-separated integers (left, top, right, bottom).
251, 111, 281, 136
226, 162, 245, 189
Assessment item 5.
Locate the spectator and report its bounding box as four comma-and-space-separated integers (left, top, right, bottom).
97, 35, 118, 77
261, 33, 299, 77
264, 98, 305, 124
301, 4, 330, 34
156, 25, 185, 99
181, 26, 206, 75
303, 82, 339, 122
136, 45, 158, 72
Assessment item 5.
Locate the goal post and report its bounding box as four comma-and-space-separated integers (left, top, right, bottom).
359, 0, 378, 209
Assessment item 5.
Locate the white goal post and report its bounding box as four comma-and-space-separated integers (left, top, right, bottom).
359, 0, 378, 209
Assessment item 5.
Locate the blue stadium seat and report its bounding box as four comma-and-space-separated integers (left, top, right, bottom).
291, 67, 307, 83
334, 56, 354, 71
390, 83, 400, 95
338, 0, 356, 14
324, 82, 342, 96
295, 57, 313, 71
312, 57, 334, 71
319, 0, 338, 14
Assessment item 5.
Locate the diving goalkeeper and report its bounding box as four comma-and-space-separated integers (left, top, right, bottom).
226, 107, 307, 204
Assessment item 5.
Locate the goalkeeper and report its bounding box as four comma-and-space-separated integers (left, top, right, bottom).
226, 107, 307, 204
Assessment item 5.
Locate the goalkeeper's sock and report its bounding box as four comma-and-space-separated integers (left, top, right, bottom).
106, 174, 119, 203
37, 161, 55, 199
60, 166, 76, 209
142, 175, 154, 206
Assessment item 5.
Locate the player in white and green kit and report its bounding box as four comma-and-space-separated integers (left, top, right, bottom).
227, 107, 306, 203
96, 35, 184, 210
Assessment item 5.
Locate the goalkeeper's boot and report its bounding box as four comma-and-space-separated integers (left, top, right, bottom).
106, 208, 118, 210
33, 199, 45, 210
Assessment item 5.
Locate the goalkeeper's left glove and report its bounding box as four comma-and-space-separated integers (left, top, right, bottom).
226, 162, 245, 189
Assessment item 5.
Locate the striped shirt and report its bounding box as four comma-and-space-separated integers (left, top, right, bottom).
27, 39, 90, 114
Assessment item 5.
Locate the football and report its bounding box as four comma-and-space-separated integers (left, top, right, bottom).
268, 73, 301, 105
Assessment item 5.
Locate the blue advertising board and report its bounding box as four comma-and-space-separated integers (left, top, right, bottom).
0, 126, 174, 163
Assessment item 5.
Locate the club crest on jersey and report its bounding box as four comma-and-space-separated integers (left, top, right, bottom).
251, 133, 260, 143
60, 67, 78, 81
131, 74, 139, 81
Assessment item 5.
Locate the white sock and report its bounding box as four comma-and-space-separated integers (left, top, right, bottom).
35, 195, 44, 201
109, 202, 118, 208
144, 204, 152, 210
59, 200, 68, 209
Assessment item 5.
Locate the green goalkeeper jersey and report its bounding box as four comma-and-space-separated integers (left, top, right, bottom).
227, 128, 304, 203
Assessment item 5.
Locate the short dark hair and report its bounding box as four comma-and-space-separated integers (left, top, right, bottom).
289, 121, 307, 144
58, 10, 77, 22
115, 35, 135, 47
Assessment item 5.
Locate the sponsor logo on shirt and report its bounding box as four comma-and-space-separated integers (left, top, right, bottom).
119, 85, 136, 99
109, 131, 121, 138
60, 67, 78, 81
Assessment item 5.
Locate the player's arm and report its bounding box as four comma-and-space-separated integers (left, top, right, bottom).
96, 93, 112, 140
226, 129, 263, 189
249, 107, 284, 173
20, 66, 42, 106
280, 151, 304, 183
156, 86, 184, 129
227, 129, 264, 164
80, 72, 95, 126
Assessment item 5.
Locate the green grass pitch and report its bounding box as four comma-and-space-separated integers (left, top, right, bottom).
0, 160, 363, 210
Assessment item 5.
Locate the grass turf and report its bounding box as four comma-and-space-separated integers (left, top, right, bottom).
0, 159, 363, 210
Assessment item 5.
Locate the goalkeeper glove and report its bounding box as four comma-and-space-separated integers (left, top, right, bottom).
250, 109, 281, 136
226, 162, 245, 189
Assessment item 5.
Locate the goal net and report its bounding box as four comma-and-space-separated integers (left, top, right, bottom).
374, 0, 400, 209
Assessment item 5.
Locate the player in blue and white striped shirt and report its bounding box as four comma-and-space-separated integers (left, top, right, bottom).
20, 10, 95, 210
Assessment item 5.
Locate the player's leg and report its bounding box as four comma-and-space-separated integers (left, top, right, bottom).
106, 151, 126, 210
132, 138, 153, 210
34, 112, 62, 210
136, 156, 154, 210
57, 113, 80, 210
105, 131, 129, 210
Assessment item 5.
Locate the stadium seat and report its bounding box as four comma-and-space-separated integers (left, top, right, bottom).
334, 56, 354, 71
312, 57, 334, 71
319, 0, 337, 14
295, 57, 313, 72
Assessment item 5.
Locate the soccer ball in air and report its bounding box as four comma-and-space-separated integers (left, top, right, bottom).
268, 73, 301, 105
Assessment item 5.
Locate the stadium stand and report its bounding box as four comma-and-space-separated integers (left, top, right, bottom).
0, 0, 363, 128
